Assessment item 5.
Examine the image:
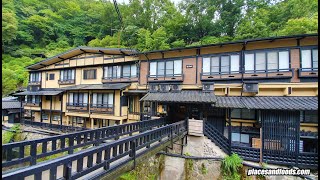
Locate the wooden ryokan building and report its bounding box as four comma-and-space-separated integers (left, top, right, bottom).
14, 33, 318, 168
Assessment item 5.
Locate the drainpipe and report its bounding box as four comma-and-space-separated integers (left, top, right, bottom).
240, 41, 247, 99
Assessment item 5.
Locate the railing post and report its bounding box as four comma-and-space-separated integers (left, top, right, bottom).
63, 162, 72, 180
30, 142, 37, 165
68, 136, 74, 154
130, 141, 136, 169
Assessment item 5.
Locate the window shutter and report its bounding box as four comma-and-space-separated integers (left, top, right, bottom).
108, 93, 114, 106
255, 52, 266, 71
83, 93, 88, 104
211, 57, 220, 73
221, 56, 230, 73
267, 51, 278, 71
92, 93, 97, 105
312, 49, 318, 68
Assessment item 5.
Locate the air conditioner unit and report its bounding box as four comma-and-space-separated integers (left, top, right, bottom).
149, 84, 159, 92
170, 84, 181, 92
202, 83, 214, 92
159, 84, 170, 92
243, 82, 259, 93
27, 85, 40, 92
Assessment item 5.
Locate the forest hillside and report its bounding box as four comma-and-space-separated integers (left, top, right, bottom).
2, 0, 318, 96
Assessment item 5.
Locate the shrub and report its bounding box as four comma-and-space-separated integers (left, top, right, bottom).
221, 153, 243, 180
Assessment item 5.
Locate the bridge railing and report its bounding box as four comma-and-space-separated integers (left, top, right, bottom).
24, 120, 87, 132
2, 120, 187, 180
2, 118, 167, 171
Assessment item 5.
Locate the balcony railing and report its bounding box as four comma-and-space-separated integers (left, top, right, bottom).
147, 74, 184, 82
28, 80, 41, 85
201, 68, 294, 81
58, 79, 75, 85
66, 103, 89, 111
298, 68, 318, 78
90, 104, 114, 114
102, 76, 138, 83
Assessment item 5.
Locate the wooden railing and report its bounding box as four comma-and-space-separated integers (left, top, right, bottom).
2, 120, 187, 180
2, 118, 167, 171
203, 122, 229, 153
24, 120, 87, 132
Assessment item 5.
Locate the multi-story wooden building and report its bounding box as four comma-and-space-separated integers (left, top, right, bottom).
15, 34, 318, 167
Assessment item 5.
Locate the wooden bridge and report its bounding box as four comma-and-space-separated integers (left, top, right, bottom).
2, 118, 187, 180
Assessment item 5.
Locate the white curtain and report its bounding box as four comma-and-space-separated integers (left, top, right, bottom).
278, 51, 289, 71
38, 73, 41, 81
60, 71, 64, 81
255, 52, 266, 71
174, 60, 182, 75
108, 93, 114, 105
245, 53, 254, 72
211, 56, 220, 73
104, 67, 108, 78
69, 93, 73, 104
202, 57, 211, 73
312, 49, 318, 68
83, 93, 88, 104
301, 50, 311, 69
131, 64, 137, 77
117, 66, 121, 78
267, 51, 278, 71
103, 94, 109, 105
92, 93, 97, 105
71, 70, 75, 79
150, 62, 157, 76
30, 73, 35, 81
230, 55, 240, 73
220, 56, 229, 73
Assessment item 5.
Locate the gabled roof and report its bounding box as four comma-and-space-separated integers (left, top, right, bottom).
140, 90, 217, 103
26, 47, 138, 70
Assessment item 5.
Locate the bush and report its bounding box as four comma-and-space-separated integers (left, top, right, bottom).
221, 153, 243, 180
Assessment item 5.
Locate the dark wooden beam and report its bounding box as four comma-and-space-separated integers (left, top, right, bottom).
58, 57, 65, 60
119, 50, 127, 56
99, 50, 105, 54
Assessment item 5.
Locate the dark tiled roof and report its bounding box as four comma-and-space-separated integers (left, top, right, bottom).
60, 83, 131, 90
214, 96, 318, 110
140, 90, 216, 103
14, 91, 63, 96
2, 101, 21, 109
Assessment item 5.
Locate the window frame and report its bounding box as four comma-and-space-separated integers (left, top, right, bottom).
300, 46, 318, 71
244, 48, 291, 73
230, 108, 256, 120
49, 73, 55, 80
103, 63, 138, 79
300, 110, 318, 123
60, 69, 75, 81
29, 72, 41, 82
68, 92, 88, 107
83, 69, 97, 80
202, 52, 241, 75
91, 93, 114, 108
149, 59, 183, 77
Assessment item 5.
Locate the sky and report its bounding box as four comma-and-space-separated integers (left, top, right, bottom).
116, 0, 183, 5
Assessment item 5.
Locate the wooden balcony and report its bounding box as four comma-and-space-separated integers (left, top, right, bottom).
28, 81, 41, 86
66, 103, 88, 111
90, 104, 114, 114
58, 79, 75, 85
298, 68, 318, 78
201, 69, 294, 81
102, 76, 138, 83
147, 74, 184, 82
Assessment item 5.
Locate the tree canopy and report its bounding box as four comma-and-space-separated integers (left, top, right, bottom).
2, 0, 318, 96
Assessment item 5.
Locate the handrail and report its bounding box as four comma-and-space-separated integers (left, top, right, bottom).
2, 118, 167, 170
2, 120, 187, 180
24, 120, 87, 132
